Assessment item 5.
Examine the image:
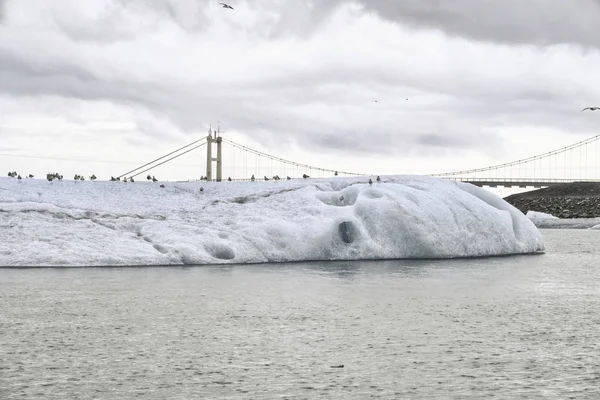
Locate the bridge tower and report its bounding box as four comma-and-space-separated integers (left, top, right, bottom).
205, 126, 223, 181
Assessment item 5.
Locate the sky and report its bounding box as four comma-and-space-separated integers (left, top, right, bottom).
2, 0, 600, 185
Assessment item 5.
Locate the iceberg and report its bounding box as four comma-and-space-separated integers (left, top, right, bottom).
0, 175, 544, 266
526, 210, 559, 222
525, 210, 600, 229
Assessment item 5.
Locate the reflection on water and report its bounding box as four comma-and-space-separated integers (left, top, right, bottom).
0, 230, 599, 399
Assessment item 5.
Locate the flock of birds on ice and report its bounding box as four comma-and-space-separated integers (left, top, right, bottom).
6, 170, 383, 187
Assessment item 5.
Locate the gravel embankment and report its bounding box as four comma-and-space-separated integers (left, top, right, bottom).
503, 182, 600, 219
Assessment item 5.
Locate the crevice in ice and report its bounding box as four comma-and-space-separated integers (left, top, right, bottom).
317, 187, 360, 207
448, 204, 462, 228
210, 187, 302, 207
362, 188, 384, 199
327, 179, 365, 192
399, 191, 419, 206
132, 230, 171, 255
399, 183, 429, 192
456, 182, 527, 242
0, 206, 167, 223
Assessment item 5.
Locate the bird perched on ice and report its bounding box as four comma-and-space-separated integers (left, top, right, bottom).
581, 107, 600, 111
219, 2, 234, 9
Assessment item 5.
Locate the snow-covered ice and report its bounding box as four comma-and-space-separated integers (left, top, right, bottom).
0, 175, 544, 266
526, 210, 600, 229
526, 211, 560, 225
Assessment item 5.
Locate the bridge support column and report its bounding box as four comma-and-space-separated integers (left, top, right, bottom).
206, 130, 213, 181
216, 136, 223, 182
205, 127, 223, 182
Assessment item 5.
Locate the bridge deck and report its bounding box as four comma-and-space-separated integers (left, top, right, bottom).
442, 178, 600, 188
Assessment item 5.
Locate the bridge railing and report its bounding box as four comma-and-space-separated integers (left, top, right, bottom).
444, 177, 600, 183
439, 176, 600, 188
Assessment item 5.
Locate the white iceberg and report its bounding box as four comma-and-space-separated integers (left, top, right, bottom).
526, 210, 559, 221
525, 210, 600, 229
0, 175, 544, 266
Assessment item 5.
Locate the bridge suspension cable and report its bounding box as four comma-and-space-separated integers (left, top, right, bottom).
127, 142, 207, 180
431, 134, 600, 177
222, 138, 367, 177
117, 138, 207, 179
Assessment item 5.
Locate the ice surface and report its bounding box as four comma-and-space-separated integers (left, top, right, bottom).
0, 175, 544, 266
525, 211, 600, 229
526, 211, 559, 220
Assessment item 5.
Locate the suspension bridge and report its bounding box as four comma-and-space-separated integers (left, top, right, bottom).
117, 127, 600, 189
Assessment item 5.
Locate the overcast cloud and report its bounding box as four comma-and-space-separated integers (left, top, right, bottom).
357, 0, 600, 48
1, 0, 600, 181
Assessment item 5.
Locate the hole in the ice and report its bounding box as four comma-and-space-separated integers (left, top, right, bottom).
338, 221, 358, 244
152, 244, 168, 254
205, 243, 236, 260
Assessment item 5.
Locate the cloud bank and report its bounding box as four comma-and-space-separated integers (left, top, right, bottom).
1, 0, 600, 180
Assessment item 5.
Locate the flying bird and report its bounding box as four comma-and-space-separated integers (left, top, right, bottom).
581, 107, 600, 111
219, 2, 234, 9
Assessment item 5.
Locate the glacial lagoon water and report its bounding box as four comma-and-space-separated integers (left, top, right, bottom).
1, 229, 599, 399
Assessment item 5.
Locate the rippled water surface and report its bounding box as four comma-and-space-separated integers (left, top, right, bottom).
2, 229, 600, 399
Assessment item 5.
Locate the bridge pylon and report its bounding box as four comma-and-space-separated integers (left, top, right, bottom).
205, 126, 223, 181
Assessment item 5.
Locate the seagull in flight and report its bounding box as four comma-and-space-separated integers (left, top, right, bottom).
581, 107, 600, 111
219, 2, 234, 9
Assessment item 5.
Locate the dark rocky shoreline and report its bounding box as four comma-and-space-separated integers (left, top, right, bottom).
503, 182, 600, 219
